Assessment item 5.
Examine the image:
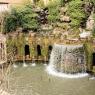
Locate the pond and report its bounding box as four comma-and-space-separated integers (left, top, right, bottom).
3, 63, 95, 95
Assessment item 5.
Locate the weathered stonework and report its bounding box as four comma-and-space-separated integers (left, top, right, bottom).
6, 28, 92, 62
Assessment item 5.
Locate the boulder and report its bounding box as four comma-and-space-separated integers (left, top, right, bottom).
41, 24, 53, 30
86, 13, 94, 30
79, 31, 91, 38
60, 15, 70, 22
60, 7, 67, 13
52, 28, 63, 35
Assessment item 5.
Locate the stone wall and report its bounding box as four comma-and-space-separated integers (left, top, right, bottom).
6, 30, 92, 62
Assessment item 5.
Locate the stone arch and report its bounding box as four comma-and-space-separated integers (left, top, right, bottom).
48, 45, 52, 51
25, 45, 30, 56
37, 45, 41, 56
48, 45, 52, 59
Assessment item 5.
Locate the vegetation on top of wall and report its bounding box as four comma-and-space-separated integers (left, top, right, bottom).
3, 0, 95, 33
47, 1, 60, 24
67, 0, 87, 28
4, 4, 39, 33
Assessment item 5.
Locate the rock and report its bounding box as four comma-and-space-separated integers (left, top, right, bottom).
52, 28, 63, 35
60, 7, 67, 13
86, 13, 94, 30
41, 24, 53, 30
60, 15, 70, 22
79, 31, 91, 38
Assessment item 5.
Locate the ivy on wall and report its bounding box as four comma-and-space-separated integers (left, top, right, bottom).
84, 41, 93, 71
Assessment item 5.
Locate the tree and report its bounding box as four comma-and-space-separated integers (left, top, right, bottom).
47, 1, 60, 24
4, 4, 39, 33
4, 9, 19, 32
67, 0, 87, 28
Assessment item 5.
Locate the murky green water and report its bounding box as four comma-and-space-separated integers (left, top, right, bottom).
4, 63, 95, 95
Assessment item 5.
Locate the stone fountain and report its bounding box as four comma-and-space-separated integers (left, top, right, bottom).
47, 44, 88, 78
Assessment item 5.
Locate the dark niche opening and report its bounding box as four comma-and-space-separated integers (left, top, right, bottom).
92, 53, 95, 66
48, 45, 52, 59
37, 45, 41, 56
48, 45, 52, 51
25, 45, 30, 56
1, 43, 2, 48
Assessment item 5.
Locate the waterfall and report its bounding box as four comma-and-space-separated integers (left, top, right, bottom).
46, 44, 88, 78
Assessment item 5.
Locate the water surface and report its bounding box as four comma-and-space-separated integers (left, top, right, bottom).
4, 63, 95, 95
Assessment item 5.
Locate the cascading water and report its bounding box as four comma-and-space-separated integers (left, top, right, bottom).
31, 60, 36, 67
47, 44, 88, 78
23, 58, 28, 67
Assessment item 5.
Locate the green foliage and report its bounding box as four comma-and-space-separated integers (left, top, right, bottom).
41, 47, 48, 56
67, 0, 86, 27
84, 42, 93, 70
4, 4, 39, 33
92, 26, 95, 37
4, 9, 18, 32
47, 1, 60, 24
36, 0, 45, 8
30, 46, 36, 57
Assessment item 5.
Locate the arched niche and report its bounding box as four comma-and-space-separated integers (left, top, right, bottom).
25, 45, 30, 56
37, 45, 41, 56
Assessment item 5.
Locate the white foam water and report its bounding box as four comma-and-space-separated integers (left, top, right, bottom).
46, 44, 88, 79
23, 63, 28, 67
44, 63, 47, 66
13, 64, 18, 68
31, 63, 36, 67
89, 77, 95, 80
46, 65, 88, 79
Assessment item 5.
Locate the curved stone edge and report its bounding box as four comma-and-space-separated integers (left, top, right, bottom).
54, 43, 84, 48
46, 65, 88, 79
